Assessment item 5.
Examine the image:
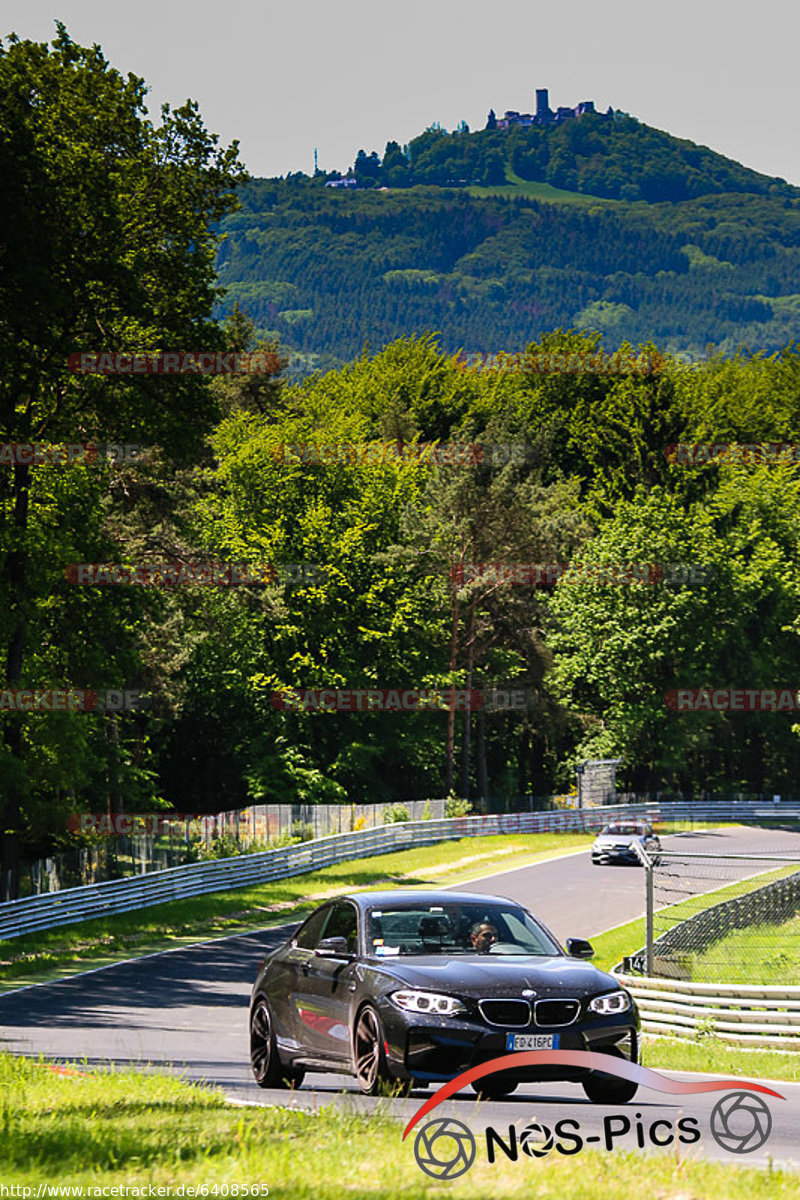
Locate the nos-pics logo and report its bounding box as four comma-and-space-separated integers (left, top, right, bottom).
402, 1051, 783, 1179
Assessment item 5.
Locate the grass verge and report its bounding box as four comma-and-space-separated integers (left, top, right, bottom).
589, 899, 800, 1082
0, 1053, 795, 1195
687, 913, 800, 985
590, 863, 799, 980
640, 1035, 800, 1083
0, 833, 588, 991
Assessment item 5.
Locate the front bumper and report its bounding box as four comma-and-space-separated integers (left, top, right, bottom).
377, 998, 639, 1083
592, 845, 640, 863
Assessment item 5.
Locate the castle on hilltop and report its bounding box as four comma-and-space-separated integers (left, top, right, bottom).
490, 88, 610, 131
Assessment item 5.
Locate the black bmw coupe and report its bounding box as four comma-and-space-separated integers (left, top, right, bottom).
250, 889, 639, 1103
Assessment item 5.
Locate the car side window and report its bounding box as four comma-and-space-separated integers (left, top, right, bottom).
293, 906, 331, 950
322, 902, 359, 954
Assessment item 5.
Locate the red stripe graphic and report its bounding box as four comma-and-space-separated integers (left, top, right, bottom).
402, 1050, 785, 1140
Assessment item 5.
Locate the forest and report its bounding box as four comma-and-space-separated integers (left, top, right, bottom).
217, 176, 800, 368
3, 28, 800, 892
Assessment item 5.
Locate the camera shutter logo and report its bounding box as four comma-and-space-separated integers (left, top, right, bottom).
710, 1091, 772, 1154
520, 1121, 554, 1157
414, 1117, 476, 1179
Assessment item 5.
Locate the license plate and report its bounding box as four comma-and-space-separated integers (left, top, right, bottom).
506, 1033, 559, 1051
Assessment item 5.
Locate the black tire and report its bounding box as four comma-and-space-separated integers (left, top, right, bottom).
353, 1004, 409, 1096
581, 1049, 638, 1104
471, 1078, 518, 1100
250, 996, 305, 1089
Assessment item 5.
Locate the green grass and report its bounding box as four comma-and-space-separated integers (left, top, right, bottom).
588, 862, 799, 978
466, 168, 615, 206
588, 882, 800, 1081
1, 1054, 795, 1195
654, 864, 799, 985
641, 1035, 800, 1083
687, 913, 800, 985
587, 916, 646, 974
0, 833, 588, 991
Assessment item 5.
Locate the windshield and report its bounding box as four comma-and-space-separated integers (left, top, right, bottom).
601, 823, 645, 835
366, 902, 561, 958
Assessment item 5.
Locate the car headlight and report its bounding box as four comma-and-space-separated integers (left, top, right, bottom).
390, 989, 467, 1016
588, 990, 631, 1015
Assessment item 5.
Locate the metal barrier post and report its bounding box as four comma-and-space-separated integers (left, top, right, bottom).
645, 860, 654, 977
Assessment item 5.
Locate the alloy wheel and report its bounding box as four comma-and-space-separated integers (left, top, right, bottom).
354, 1006, 381, 1093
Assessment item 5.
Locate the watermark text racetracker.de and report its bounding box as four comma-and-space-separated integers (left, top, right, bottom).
64, 562, 323, 588
0, 1186, 268, 1198
451, 562, 713, 587
270, 688, 531, 712
665, 688, 800, 712
67, 812, 217, 836
0, 443, 148, 465
269, 442, 535, 467
403, 1051, 784, 1180
459, 350, 666, 375
0, 689, 149, 713
665, 442, 800, 466
66, 351, 280, 375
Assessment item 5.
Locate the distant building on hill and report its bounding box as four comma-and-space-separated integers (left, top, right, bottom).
492, 88, 601, 131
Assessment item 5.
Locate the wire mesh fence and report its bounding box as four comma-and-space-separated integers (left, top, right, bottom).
647, 849, 800, 983
19, 799, 448, 897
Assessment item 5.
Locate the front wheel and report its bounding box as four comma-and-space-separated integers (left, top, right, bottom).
353, 1004, 410, 1096
250, 997, 305, 1089
581, 1049, 637, 1104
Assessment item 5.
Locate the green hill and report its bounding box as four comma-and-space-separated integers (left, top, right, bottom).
379, 112, 795, 202
215, 114, 800, 369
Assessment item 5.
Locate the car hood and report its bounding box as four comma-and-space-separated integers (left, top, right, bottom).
594, 835, 639, 846
369, 954, 617, 997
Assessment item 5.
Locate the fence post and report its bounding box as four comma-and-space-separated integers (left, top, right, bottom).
645, 859, 654, 977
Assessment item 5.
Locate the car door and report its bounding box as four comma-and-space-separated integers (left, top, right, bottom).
292, 900, 360, 1065
271, 904, 333, 1057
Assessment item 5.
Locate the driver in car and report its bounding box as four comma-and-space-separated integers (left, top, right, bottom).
469, 921, 499, 953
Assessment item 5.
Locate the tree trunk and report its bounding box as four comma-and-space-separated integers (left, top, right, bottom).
460, 599, 476, 797
2, 462, 31, 899
476, 707, 489, 812
445, 587, 460, 795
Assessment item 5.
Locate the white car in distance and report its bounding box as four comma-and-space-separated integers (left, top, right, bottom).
591, 820, 661, 866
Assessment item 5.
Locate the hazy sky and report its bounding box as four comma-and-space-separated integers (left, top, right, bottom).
3, 1, 798, 185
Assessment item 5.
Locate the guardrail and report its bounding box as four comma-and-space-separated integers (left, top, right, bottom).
2, 798, 797, 942
650, 802, 800, 822
0, 803, 655, 941
613, 973, 800, 1049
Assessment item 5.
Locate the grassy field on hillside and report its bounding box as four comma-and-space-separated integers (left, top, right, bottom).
466, 167, 614, 205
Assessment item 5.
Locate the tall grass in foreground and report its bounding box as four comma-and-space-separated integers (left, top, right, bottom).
0, 1054, 795, 1196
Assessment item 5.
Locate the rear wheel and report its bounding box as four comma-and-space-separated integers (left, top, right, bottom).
472, 1078, 518, 1100
353, 1004, 410, 1096
250, 997, 305, 1089
582, 1048, 637, 1104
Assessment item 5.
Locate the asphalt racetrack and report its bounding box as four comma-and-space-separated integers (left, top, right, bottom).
2, 826, 798, 1170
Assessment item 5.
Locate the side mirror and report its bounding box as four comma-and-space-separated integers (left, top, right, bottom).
566, 937, 594, 960
315, 936, 352, 958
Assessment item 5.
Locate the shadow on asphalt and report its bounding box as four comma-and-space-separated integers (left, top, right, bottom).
0, 925, 296, 1026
